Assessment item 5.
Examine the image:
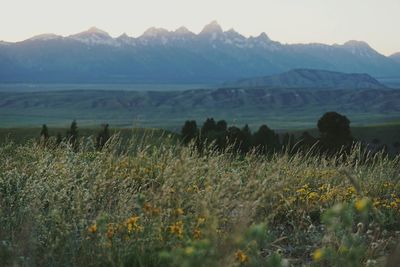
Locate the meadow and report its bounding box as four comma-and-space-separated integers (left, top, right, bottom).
0, 134, 399, 266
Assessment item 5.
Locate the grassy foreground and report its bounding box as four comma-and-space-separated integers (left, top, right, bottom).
0, 136, 399, 267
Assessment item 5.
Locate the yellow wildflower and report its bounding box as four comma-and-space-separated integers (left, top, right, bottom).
296, 188, 307, 194
125, 215, 143, 233
176, 208, 184, 216
235, 250, 248, 263
197, 216, 206, 225
185, 246, 195, 255
193, 228, 202, 239
88, 223, 97, 234
312, 248, 324, 261
169, 221, 184, 238
355, 198, 369, 212
373, 199, 381, 207
107, 223, 115, 239
307, 192, 319, 201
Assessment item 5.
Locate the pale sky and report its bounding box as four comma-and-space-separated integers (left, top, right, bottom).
0, 0, 399, 56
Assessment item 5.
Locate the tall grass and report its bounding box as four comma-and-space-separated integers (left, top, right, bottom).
0, 135, 399, 266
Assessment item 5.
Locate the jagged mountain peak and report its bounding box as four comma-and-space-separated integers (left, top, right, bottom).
256, 32, 271, 41
200, 20, 223, 35
118, 33, 129, 39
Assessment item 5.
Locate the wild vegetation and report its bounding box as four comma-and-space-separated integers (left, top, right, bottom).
1, 123, 399, 266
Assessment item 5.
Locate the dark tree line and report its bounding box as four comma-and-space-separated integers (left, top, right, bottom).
35, 111, 398, 157
39, 120, 110, 151
182, 118, 282, 155
181, 112, 356, 156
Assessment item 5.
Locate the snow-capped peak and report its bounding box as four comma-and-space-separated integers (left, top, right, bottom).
69, 27, 118, 46
28, 33, 62, 41
86, 27, 109, 35
71, 27, 111, 38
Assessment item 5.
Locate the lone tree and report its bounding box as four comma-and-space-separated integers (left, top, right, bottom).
66, 120, 78, 151
181, 120, 198, 145
96, 124, 110, 150
40, 124, 49, 144
317, 112, 353, 152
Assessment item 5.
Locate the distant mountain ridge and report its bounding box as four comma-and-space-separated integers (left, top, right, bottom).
1, 21, 400, 83
224, 69, 387, 89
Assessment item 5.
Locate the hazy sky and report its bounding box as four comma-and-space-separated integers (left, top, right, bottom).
1, 0, 399, 55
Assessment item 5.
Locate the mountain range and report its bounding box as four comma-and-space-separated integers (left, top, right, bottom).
1, 21, 400, 83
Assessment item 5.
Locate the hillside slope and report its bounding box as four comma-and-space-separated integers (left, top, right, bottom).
0, 88, 399, 128
224, 69, 387, 89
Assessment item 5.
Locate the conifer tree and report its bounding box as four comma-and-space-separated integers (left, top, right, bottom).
96, 124, 110, 150
66, 120, 78, 151
40, 124, 49, 145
